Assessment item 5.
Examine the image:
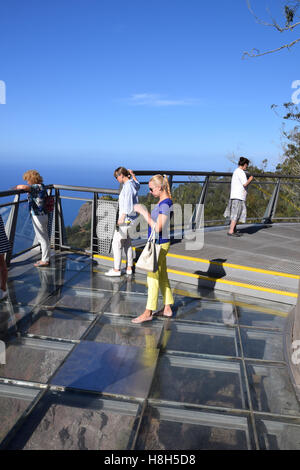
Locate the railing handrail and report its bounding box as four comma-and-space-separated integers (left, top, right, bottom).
52, 184, 119, 194
1, 171, 299, 198
0, 184, 119, 199
133, 170, 300, 179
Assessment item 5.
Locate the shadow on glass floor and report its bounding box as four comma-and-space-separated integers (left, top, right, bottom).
50, 340, 159, 399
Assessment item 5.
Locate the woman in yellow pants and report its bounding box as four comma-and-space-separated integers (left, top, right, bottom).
132, 174, 174, 323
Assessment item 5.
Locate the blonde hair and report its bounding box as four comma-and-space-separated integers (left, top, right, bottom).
150, 174, 172, 199
23, 170, 43, 184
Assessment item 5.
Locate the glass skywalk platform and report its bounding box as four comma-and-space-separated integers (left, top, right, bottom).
0, 251, 299, 450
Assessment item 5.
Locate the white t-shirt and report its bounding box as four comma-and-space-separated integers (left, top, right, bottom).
230, 167, 248, 201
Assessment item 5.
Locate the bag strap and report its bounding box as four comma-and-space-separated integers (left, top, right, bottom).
148, 223, 156, 242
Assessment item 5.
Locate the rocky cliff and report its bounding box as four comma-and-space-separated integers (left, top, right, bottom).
72, 203, 92, 227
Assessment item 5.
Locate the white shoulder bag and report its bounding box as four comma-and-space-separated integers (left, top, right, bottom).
136, 225, 161, 273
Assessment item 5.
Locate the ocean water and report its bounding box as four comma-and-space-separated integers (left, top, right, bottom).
1, 162, 119, 226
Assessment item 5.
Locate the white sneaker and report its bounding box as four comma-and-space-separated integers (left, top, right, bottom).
104, 269, 122, 277
0, 289, 8, 301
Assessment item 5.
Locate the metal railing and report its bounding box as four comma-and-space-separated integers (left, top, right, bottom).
134, 170, 300, 225
0, 171, 300, 266
0, 184, 119, 267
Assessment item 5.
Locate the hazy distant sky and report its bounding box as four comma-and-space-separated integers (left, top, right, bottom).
1, 0, 299, 179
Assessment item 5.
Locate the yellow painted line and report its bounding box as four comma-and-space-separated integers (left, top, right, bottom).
95, 249, 299, 279
95, 252, 299, 280
94, 254, 113, 261
167, 253, 300, 280
94, 254, 126, 264
93, 254, 298, 298
167, 268, 298, 298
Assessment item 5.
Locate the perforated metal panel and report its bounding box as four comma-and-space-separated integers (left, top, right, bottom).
96, 200, 118, 255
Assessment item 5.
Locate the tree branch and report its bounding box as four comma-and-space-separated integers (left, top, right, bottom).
246, 0, 300, 31
243, 37, 300, 58
244, 0, 300, 57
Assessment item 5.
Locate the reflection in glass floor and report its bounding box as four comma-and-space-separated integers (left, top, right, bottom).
0, 252, 299, 450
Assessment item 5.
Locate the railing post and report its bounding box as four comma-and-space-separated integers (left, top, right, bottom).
188, 175, 209, 230
53, 188, 65, 251
5, 194, 20, 267
166, 175, 174, 241
291, 279, 300, 394
262, 178, 281, 224
199, 175, 210, 205
91, 192, 99, 259
293, 280, 300, 343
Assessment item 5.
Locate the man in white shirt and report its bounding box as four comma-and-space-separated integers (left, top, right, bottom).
224, 157, 253, 237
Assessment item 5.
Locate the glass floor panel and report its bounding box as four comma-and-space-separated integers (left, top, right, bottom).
103, 291, 149, 317
45, 286, 114, 312
135, 405, 253, 450
6, 391, 140, 450
236, 303, 289, 330
6, 279, 56, 308
233, 293, 293, 315
0, 303, 32, 339
65, 269, 126, 292
49, 253, 93, 272
84, 314, 163, 349
149, 354, 248, 410
51, 341, 159, 399
0, 383, 42, 447
240, 328, 285, 362
119, 273, 150, 295
173, 297, 238, 326
255, 415, 300, 450
247, 362, 300, 417
0, 337, 74, 384
172, 282, 235, 303
162, 322, 239, 356
19, 307, 96, 341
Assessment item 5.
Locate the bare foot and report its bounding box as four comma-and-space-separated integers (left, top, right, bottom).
34, 261, 50, 267
154, 307, 172, 318
131, 311, 153, 323
163, 309, 172, 317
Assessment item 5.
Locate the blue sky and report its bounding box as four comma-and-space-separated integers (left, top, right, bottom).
1, 0, 300, 186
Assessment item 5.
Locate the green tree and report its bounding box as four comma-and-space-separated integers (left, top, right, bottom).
275, 127, 300, 218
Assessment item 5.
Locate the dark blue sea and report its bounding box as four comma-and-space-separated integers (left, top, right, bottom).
1, 162, 119, 226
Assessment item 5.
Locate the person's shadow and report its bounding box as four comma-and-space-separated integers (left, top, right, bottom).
171, 258, 227, 319
237, 224, 272, 235
195, 258, 227, 296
